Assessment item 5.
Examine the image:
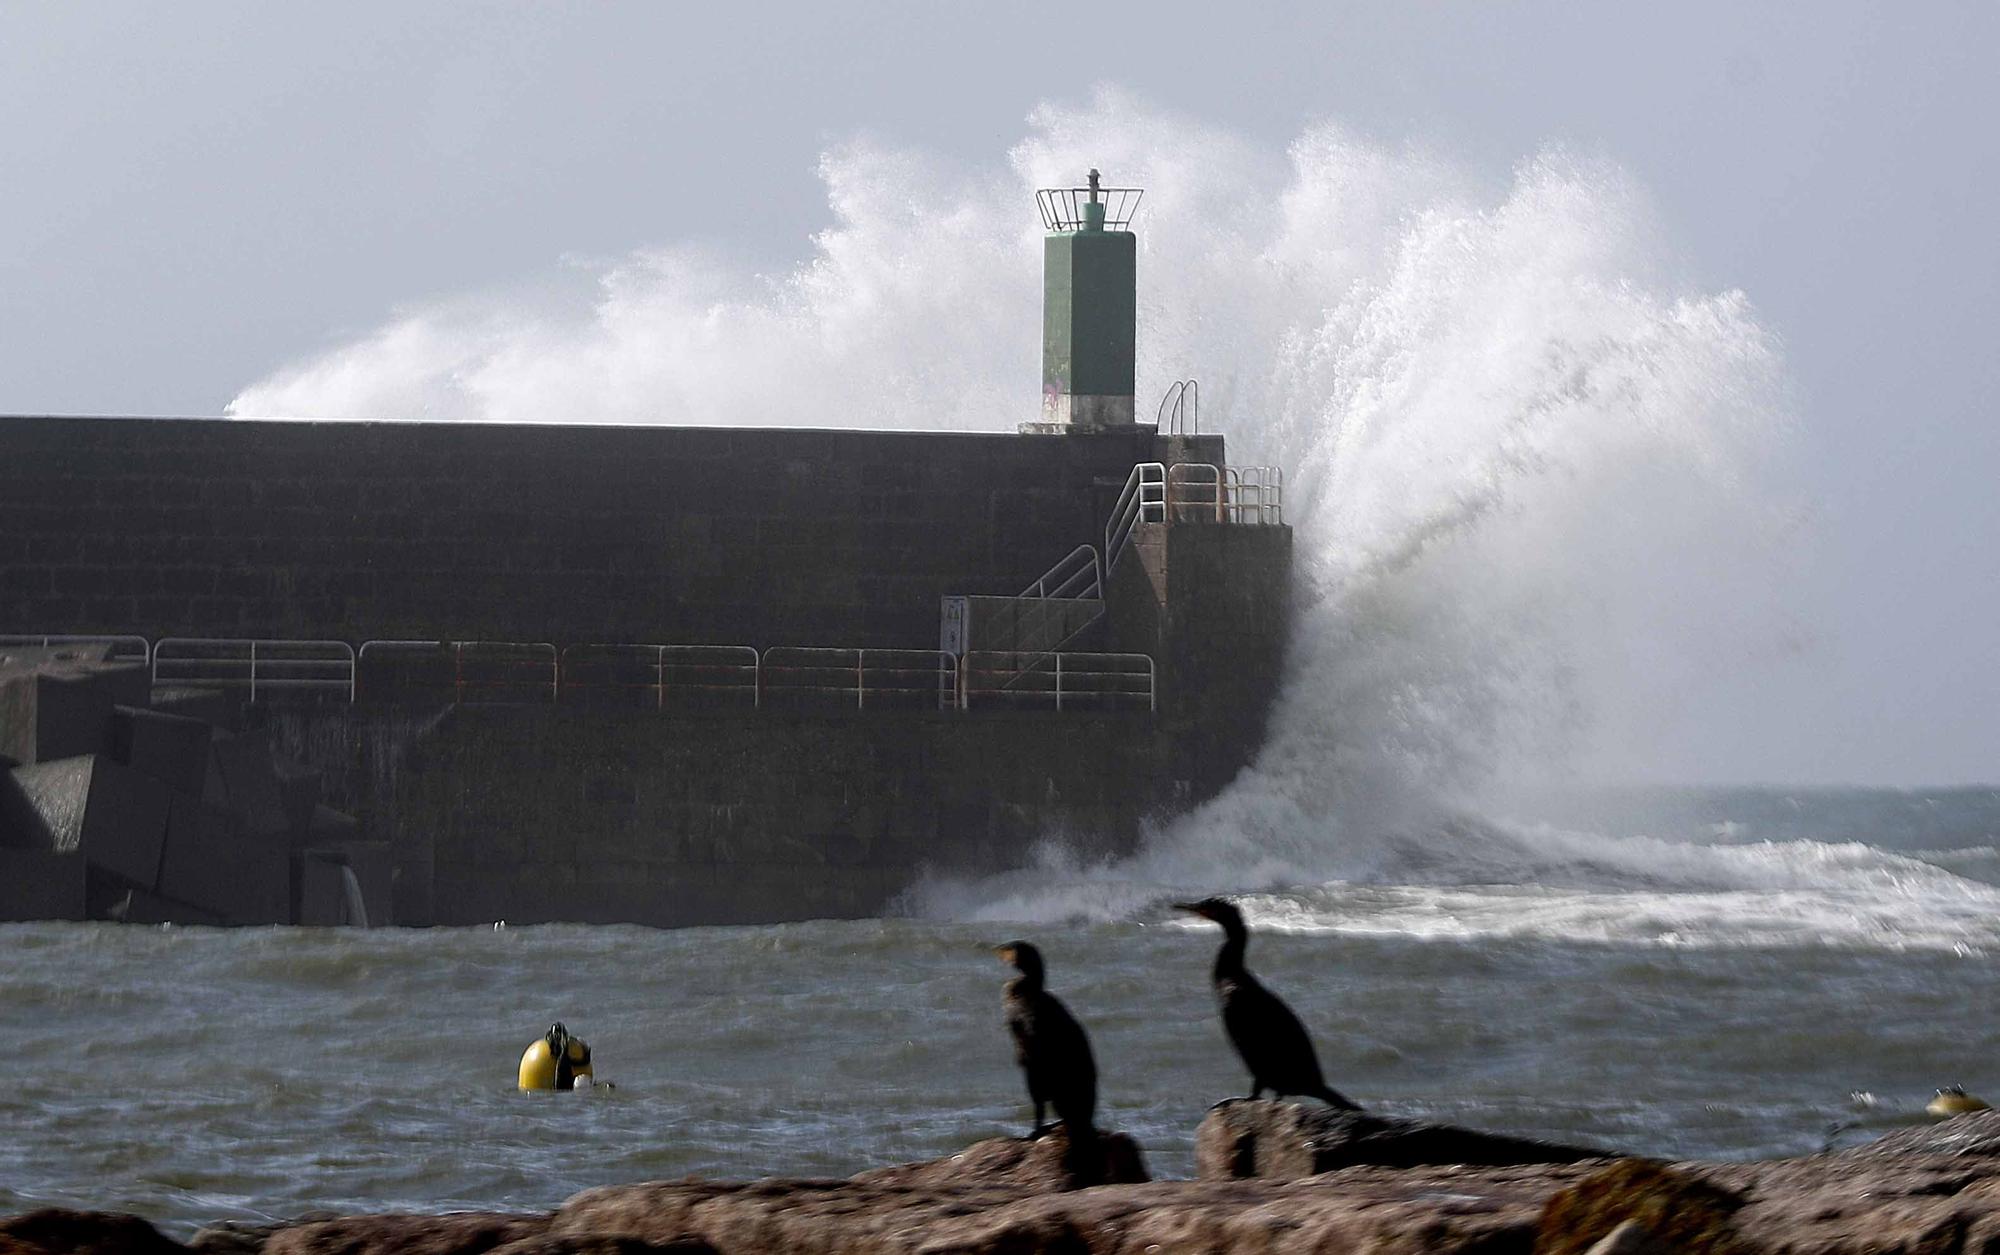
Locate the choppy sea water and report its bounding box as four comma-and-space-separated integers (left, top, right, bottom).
2, 787, 1996, 1237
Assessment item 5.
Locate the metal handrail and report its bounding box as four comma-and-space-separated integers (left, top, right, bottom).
1225, 465, 1284, 524
760, 647, 959, 711
960, 651, 1155, 714
152, 638, 356, 702
0, 634, 151, 665
1020, 544, 1102, 601
1156, 379, 1199, 435
558, 643, 760, 709
355, 639, 557, 704
29, 631, 1159, 717
1105, 462, 1166, 574
1166, 462, 1224, 522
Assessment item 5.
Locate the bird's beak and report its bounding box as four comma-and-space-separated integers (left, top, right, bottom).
1171, 902, 1206, 917
991, 944, 1016, 964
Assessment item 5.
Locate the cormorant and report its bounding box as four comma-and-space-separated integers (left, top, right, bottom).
994, 941, 1098, 1140
1174, 897, 1360, 1109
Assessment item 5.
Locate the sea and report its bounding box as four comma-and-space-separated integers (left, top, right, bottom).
2, 786, 1996, 1235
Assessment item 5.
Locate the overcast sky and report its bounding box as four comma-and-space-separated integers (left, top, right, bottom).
2, 3, 1994, 785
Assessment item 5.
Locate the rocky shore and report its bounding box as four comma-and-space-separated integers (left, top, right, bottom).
9, 1105, 2000, 1255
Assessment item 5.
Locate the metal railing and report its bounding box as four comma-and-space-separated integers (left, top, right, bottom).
0, 634, 151, 665
759, 647, 959, 711
1167, 462, 1225, 522
1105, 461, 1167, 574
356, 640, 557, 704
1013, 543, 1106, 659
14, 630, 1161, 717
1226, 465, 1284, 524
960, 651, 1155, 713
153, 638, 355, 701
1036, 184, 1143, 232
1157, 379, 1199, 435
1019, 543, 1102, 602
559, 644, 760, 710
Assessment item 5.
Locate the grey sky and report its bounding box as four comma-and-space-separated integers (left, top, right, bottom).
2, 2, 1995, 785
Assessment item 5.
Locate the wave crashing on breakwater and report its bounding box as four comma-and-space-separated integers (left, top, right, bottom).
223, 91, 1997, 948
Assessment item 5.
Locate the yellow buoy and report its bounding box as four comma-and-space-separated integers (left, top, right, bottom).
518, 1022, 595, 1091
1927, 1087, 1992, 1117
518, 1037, 559, 1091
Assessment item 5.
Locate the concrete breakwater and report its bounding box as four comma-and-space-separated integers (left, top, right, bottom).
9, 1107, 2000, 1255
1, 416, 1292, 925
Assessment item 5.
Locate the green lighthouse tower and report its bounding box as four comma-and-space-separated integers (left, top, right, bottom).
1037, 170, 1141, 430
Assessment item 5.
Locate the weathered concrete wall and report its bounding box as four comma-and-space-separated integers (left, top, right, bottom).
273, 705, 1169, 926
0, 417, 1221, 649
1109, 520, 1293, 795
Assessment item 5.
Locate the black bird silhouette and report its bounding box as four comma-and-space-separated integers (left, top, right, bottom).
1174, 897, 1360, 1109
995, 941, 1099, 1139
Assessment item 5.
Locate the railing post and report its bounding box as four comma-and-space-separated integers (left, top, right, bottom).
856, 649, 866, 710
1054, 652, 1063, 712
249, 639, 258, 704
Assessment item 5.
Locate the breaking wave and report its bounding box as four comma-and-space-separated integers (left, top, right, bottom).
231, 90, 1996, 948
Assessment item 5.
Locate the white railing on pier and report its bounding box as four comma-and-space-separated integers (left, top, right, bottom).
1167, 462, 1224, 522
356, 640, 557, 704
1012, 543, 1106, 659
960, 651, 1155, 713
16, 630, 1159, 718
1104, 461, 1166, 574
559, 643, 760, 709
153, 638, 355, 701
1020, 543, 1102, 602
759, 647, 959, 711
1224, 465, 1283, 524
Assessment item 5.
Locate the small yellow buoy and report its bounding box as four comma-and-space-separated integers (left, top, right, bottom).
1926, 1086, 1992, 1118
518, 1022, 593, 1091
518, 1037, 559, 1091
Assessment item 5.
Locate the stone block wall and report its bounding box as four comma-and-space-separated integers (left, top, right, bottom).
275, 704, 1169, 927
0, 417, 1221, 651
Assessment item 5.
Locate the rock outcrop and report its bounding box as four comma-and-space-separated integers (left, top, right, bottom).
1194, 1098, 1614, 1180
16, 1113, 2000, 1255
0, 1208, 189, 1255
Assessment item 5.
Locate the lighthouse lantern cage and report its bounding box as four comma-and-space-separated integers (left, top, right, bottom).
1036, 178, 1143, 232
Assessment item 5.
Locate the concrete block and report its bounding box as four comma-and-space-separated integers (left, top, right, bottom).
306, 803, 359, 845
0, 849, 86, 921
147, 686, 242, 732
0, 769, 50, 847
295, 852, 361, 926
157, 795, 289, 925
207, 732, 289, 840
342, 841, 394, 925
0, 654, 150, 765
8, 755, 170, 889
111, 704, 212, 796
274, 762, 322, 836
